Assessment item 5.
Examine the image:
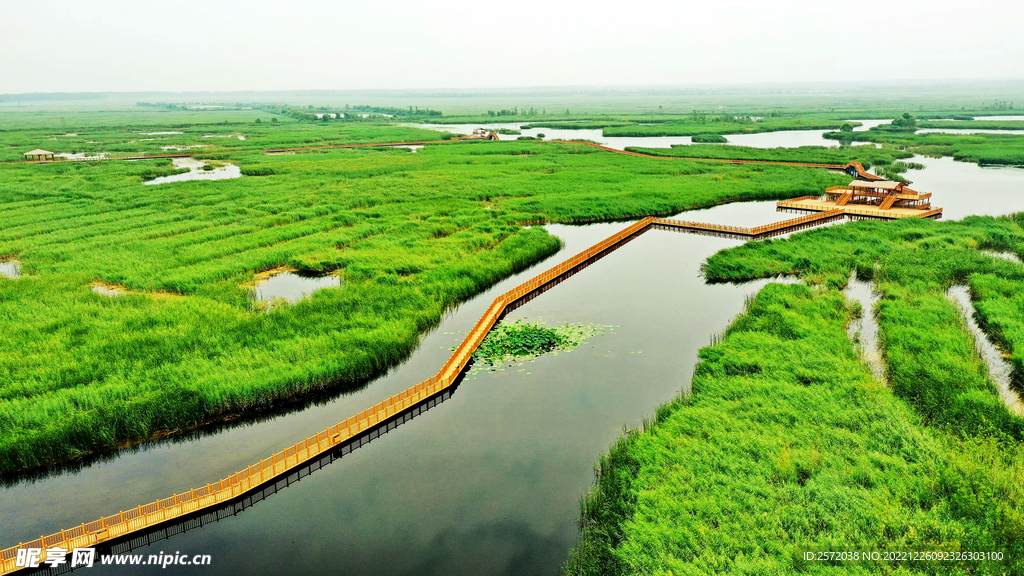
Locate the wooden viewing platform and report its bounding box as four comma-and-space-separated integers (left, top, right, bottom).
777, 181, 944, 220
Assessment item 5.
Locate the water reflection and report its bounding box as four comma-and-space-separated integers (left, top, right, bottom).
55, 153, 106, 161
253, 271, 341, 303
0, 260, 20, 279
984, 251, 1020, 263
23, 386, 460, 576
844, 274, 884, 383
144, 158, 241, 185
973, 116, 1024, 121
887, 155, 1024, 219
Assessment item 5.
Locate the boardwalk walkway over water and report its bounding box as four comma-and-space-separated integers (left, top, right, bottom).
0, 138, 945, 574
0, 203, 932, 574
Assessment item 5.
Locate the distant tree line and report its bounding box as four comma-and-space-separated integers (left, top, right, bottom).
686, 110, 756, 124
487, 107, 545, 117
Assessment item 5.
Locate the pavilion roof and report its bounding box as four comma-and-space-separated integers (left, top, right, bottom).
848, 180, 903, 190
24, 149, 54, 156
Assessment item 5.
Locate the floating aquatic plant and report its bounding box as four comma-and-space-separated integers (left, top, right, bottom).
469, 319, 611, 372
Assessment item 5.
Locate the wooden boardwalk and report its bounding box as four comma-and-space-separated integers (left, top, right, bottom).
0, 206, 869, 574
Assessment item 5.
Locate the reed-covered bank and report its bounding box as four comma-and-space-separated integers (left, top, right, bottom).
569, 215, 1024, 574
567, 282, 1023, 575
626, 143, 912, 169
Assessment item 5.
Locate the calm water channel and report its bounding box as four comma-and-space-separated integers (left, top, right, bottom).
3, 127, 1024, 575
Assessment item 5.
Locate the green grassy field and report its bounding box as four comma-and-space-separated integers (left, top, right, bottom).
0, 112, 852, 473
567, 216, 1024, 574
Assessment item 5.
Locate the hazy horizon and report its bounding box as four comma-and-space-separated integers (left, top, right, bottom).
3, 0, 1023, 94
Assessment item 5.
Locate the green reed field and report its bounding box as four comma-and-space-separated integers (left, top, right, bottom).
568, 216, 1024, 575
0, 113, 852, 473
824, 120, 1024, 167
626, 143, 913, 170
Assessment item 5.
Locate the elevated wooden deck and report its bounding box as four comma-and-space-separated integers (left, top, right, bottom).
0, 206, 871, 574
777, 197, 943, 220
653, 209, 846, 239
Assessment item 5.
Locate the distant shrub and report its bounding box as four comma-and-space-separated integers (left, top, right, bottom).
241, 167, 275, 176
691, 133, 728, 143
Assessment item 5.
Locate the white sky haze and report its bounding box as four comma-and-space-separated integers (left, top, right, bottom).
1, 0, 1022, 93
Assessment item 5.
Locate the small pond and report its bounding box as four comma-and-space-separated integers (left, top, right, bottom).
0, 260, 21, 279
253, 271, 341, 303
144, 158, 241, 185
91, 285, 123, 297
55, 152, 106, 161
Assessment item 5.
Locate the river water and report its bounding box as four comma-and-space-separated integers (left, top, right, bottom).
3, 127, 1024, 575
413, 119, 890, 151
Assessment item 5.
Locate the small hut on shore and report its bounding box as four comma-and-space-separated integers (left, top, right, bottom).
24, 149, 55, 161
458, 129, 499, 141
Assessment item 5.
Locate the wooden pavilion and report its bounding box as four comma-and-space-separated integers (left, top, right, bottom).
24, 149, 56, 161
776, 179, 941, 220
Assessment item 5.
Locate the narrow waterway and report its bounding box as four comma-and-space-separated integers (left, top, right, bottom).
844, 274, 884, 383
947, 286, 1024, 416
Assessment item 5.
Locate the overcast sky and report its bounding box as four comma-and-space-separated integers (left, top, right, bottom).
1, 0, 1022, 93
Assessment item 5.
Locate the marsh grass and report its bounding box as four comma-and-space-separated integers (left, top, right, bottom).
567, 284, 1024, 575
629, 143, 911, 169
